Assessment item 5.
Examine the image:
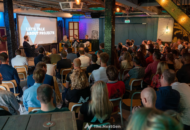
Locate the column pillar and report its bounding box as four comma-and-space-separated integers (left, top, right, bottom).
4, 0, 17, 63
104, 0, 115, 65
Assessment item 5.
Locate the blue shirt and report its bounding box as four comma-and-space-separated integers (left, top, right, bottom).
34, 54, 44, 66
23, 83, 42, 111
27, 74, 54, 88
0, 64, 23, 97
156, 86, 180, 111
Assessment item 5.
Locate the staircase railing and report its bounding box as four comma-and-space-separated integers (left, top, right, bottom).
171, 0, 190, 14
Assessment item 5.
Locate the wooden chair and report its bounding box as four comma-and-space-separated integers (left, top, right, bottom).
14, 65, 28, 80
60, 68, 72, 84
69, 102, 82, 114
109, 97, 123, 126
0, 106, 9, 112
2, 80, 17, 94
128, 78, 143, 91
0, 84, 10, 91
53, 76, 62, 104
59, 42, 63, 52
28, 107, 41, 113
88, 43, 92, 52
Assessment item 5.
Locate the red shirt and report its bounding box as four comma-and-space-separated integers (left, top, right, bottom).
107, 81, 125, 99
146, 55, 153, 65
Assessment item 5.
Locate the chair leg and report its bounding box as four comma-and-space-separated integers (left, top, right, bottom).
120, 101, 123, 127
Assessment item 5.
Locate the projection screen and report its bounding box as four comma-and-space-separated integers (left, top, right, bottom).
18, 15, 57, 46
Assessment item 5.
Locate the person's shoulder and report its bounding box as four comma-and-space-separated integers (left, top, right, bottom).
45, 74, 53, 79
27, 74, 33, 80
118, 81, 125, 85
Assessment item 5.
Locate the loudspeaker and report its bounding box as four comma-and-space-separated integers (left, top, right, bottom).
91, 13, 101, 18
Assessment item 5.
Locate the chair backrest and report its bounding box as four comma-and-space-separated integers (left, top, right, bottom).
28, 107, 41, 113
109, 97, 122, 113
14, 65, 28, 79
69, 102, 82, 113
130, 92, 141, 112
0, 84, 10, 91
60, 68, 72, 82
0, 106, 9, 112
129, 78, 143, 91
2, 80, 17, 93
53, 76, 62, 104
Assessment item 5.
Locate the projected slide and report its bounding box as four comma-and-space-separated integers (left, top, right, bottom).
18, 15, 57, 46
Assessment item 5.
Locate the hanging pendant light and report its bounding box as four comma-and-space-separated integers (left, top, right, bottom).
115, 6, 124, 15
75, 0, 81, 5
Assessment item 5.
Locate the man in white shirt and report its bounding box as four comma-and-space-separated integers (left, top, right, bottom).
171, 82, 190, 128
11, 49, 28, 67
78, 47, 90, 67
42, 56, 55, 76
91, 52, 109, 83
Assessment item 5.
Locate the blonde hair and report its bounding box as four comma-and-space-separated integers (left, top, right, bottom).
63, 35, 68, 41
122, 52, 132, 69
70, 70, 89, 89
156, 61, 169, 75
126, 108, 183, 130
89, 81, 113, 120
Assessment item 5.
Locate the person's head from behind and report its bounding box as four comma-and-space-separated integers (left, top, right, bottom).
153, 50, 161, 61
141, 87, 157, 108
99, 43, 104, 49
166, 53, 174, 63
165, 47, 171, 54
100, 52, 109, 65
165, 42, 170, 47
36, 62, 47, 73
61, 50, 67, 58
39, 47, 45, 54
90, 81, 113, 120
131, 39, 135, 45
73, 58, 81, 68
33, 68, 46, 83
84, 47, 89, 53
85, 35, 88, 39
148, 48, 154, 56
37, 84, 53, 105
15, 49, 21, 56
147, 40, 152, 45
97, 50, 103, 58
91, 54, 97, 63
142, 40, 147, 45
126, 108, 183, 130
182, 53, 190, 64
51, 48, 57, 54
180, 48, 188, 56
67, 48, 72, 54
126, 39, 130, 43
79, 47, 85, 55
133, 56, 141, 66
132, 45, 137, 52
42, 56, 51, 64
172, 50, 179, 58
126, 42, 131, 47
118, 44, 123, 51
140, 44, 146, 54
156, 61, 169, 75
70, 70, 89, 90
106, 65, 118, 81
160, 69, 176, 87
0, 53, 8, 64
157, 39, 162, 44
64, 44, 69, 50
24, 35, 29, 41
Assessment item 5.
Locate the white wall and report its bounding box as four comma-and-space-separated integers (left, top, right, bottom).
157, 18, 174, 42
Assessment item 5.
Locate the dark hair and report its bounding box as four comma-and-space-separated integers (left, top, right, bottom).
118, 44, 122, 50
100, 52, 109, 64
61, 50, 67, 58
131, 39, 135, 44
163, 69, 176, 84
39, 47, 45, 53
33, 68, 46, 83
165, 47, 171, 53
172, 50, 179, 56
79, 48, 85, 54
153, 51, 161, 60
126, 42, 131, 46
182, 53, 190, 62
166, 53, 174, 63
149, 44, 154, 50
97, 50, 103, 55
15, 49, 21, 55
67, 48, 72, 53
144, 40, 147, 44
133, 45, 137, 51
24, 35, 28, 40
100, 43, 104, 48
36, 62, 47, 70
0, 53, 8, 62
42, 56, 51, 64
136, 51, 146, 67
92, 54, 97, 63
106, 65, 118, 81
133, 56, 141, 65
84, 47, 89, 53
64, 44, 68, 49
78, 43, 84, 48
37, 84, 53, 104
148, 48, 154, 54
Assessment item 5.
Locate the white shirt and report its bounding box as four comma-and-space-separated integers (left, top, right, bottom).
79, 55, 90, 67
178, 44, 183, 51
46, 64, 56, 77
92, 67, 108, 83
11, 55, 28, 67
171, 82, 190, 125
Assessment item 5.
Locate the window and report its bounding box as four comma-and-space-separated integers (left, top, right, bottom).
69, 22, 79, 40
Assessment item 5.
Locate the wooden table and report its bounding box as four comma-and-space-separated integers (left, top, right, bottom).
0, 111, 77, 130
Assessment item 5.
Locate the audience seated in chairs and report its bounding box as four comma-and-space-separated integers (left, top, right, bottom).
106, 65, 125, 99
78, 47, 90, 68
131, 45, 137, 58
11, 49, 28, 67
34, 47, 45, 66
0, 73, 20, 115
91, 52, 109, 83
95, 43, 105, 55
0, 53, 23, 97
84, 47, 92, 60
49, 48, 61, 64
132, 87, 156, 114
124, 56, 145, 90
144, 50, 161, 85
65, 70, 90, 105
56, 50, 72, 80
24, 68, 46, 111
156, 69, 180, 111
29, 84, 69, 114
177, 53, 190, 83
96, 50, 103, 65
86, 54, 100, 74
27, 62, 54, 88
67, 47, 77, 62
78, 81, 113, 130
150, 61, 169, 89
127, 108, 183, 130
42, 56, 56, 77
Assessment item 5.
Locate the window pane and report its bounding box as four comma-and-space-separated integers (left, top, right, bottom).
69, 30, 73, 36
69, 22, 73, 29
70, 37, 73, 41
74, 30, 78, 36
74, 23, 78, 29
